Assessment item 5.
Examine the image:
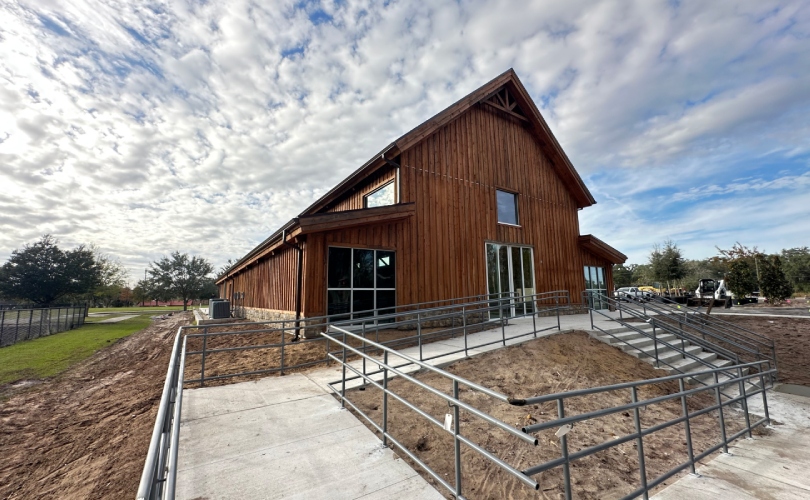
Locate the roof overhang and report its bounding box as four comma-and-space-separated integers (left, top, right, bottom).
298, 203, 415, 235
578, 234, 628, 264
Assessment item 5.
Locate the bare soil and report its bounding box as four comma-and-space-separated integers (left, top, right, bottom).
0, 313, 190, 500
347, 332, 753, 499
182, 321, 498, 387
717, 316, 810, 386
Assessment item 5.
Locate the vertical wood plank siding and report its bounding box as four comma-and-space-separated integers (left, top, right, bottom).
222, 243, 300, 313
325, 168, 397, 213
301, 104, 609, 317
230, 102, 616, 317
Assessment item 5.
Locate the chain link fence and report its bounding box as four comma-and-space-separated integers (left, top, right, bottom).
0, 305, 88, 348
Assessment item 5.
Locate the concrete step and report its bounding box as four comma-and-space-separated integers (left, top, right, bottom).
668, 351, 718, 373
620, 333, 682, 350
599, 323, 655, 336
632, 344, 703, 364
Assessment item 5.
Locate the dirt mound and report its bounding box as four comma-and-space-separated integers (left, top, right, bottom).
0, 313, 189, 500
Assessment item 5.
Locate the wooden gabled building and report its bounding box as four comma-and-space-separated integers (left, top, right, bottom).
217, 69, 626, 322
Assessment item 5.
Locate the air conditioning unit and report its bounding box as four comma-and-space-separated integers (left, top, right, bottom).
210, 299, 231, 319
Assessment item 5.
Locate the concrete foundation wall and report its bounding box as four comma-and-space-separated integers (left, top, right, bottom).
242, 306, 297, 323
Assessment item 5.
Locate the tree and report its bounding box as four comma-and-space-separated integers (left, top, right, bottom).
725, 259, 756, 300
148, 252, 214, 310
219, 259, 235, 278
89, 245, 130, 307
612, 264, 636, 288
781, 247, 810, 293
649, 240, 686, 293
0, 235, 100, 306
759, 255, 793, 304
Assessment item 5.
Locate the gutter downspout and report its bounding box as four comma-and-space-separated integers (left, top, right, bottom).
282, 228, 303, 341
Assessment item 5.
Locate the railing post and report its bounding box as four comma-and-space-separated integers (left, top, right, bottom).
555, 294, 560, 331
382, 350, 389, 446
417, 312, 423, 361
737, 366, 752, 438
588, 295, 594, 329
759, 373, 771, 426
678, 378, 697, 474
280, 327, 286, 375
652, 323, 659, 368
200, 327, 208, 387
631, 386, 649, 499
453, 379, 462, 498
558, 399, 572, 500
462, 306, 468, 356
362, 322, 367, 377
340, 329, 348, 409
500, 296, 506, 346
713, 371, 729, 453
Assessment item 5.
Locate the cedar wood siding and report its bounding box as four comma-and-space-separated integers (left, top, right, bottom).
219, 243, 300, 313
301, 103, 608, 317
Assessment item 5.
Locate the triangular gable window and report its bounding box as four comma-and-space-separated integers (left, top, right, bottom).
481, 86, 527, 121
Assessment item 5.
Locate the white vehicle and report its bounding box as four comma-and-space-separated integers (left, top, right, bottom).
614, 287, 650, 302
695, 279, 732, 300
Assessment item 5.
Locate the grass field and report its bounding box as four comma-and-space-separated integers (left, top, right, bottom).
89, 306, 199, 314
0, 314, 153, 386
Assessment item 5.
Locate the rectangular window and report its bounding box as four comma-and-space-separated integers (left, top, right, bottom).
327, 246, 396, 323
364, 181, 395, 208
496, 190, 518, 225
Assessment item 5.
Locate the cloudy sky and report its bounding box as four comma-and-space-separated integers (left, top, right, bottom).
1, 0, 808, 281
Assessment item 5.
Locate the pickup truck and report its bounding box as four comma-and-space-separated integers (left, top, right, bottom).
614, 287, 652, 302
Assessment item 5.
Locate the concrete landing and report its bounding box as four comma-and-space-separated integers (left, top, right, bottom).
176, 373, 444, 500
651, 391, 810, 500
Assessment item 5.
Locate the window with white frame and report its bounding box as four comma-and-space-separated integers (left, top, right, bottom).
327, 247, 396, 322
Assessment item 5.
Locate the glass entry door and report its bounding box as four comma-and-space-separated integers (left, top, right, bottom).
584, 265, 608, 310
486, 243, 535, 319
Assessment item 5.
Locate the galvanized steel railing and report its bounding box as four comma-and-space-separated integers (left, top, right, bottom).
136, 290, 570, 499
325, 325, 541, 498
326, 323, 775, 500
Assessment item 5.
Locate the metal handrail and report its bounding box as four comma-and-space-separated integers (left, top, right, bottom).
652, 295, 775, 346
136, 290, 570, 499
324, 325, 540, 498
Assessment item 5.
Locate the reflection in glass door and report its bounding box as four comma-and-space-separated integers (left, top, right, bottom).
486, 243, 535, 319
584, 265, 608, 310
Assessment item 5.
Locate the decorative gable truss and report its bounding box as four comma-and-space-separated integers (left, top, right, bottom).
481, 86, 527, 122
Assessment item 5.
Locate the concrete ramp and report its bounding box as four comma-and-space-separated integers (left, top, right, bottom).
176, 374, 443, 500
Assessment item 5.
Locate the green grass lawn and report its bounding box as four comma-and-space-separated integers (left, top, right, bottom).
0, 314, 154, 386
89, 306, 198, 314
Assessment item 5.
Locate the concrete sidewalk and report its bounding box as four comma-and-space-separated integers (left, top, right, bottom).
175, 311, 607, 499
651, 390, 810, 499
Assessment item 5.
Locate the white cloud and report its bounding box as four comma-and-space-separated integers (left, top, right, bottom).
0, 0, 808, 280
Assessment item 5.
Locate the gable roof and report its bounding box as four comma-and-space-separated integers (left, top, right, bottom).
219, 69, 596, 282
301, 68, 595, 215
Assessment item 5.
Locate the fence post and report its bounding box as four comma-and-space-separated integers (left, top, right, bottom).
39, 309, 47, 337
0, 309, 4, 346
27, 310, 34, 340
631, 386, 649, 499
453, 379, 462, 498
759, 373, 771, 426
15, 309, 21, 343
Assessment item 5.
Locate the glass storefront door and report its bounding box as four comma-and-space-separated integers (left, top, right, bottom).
486, 243, 535, 319
584, 265, 608, 310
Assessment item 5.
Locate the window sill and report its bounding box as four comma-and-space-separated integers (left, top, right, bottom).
497, 222, 522, 228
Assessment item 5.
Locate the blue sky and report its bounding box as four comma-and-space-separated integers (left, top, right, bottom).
0, 0, 808, 280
